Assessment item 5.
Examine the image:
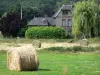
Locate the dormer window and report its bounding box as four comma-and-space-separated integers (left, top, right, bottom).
43, 18, 48, 25
62, 10, 69, 15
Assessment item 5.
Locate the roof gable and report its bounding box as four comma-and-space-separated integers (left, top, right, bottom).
53, 4, 72, 18
28, 17, 55, 26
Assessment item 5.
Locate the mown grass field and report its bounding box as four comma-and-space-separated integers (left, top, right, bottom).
0, 51, 100, 75
0, 37, 100, 75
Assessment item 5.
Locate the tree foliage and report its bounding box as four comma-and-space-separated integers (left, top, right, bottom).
38, 0, 61, 17
0, 12, 21, 37
56, 0, 85, 8
0, 0, 89, 18
0, 0, 62, 18
23, 7, 40, 21
72, 0, 100, 38
0, 6, 27, 37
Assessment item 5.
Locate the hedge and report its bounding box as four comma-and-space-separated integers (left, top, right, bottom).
17, 28, 27, 37
25, 27, 65, 39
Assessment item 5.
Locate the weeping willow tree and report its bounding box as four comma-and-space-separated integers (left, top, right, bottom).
72, 0, 100, 38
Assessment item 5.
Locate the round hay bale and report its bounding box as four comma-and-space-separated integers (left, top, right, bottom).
32, 40, 41, 48
80, 39, 89, 46
7, 46, 39, 71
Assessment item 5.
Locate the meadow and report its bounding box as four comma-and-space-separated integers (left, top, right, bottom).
0, 51, 100, 75
0, 38, 100, 75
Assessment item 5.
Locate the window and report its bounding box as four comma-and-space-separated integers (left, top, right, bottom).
68, 19, 72, 26
62, 19, 66, 26
62, 10, 68, 15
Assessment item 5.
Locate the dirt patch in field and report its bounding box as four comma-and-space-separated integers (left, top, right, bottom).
0, 42, 100, 51
41, 42, 80, 48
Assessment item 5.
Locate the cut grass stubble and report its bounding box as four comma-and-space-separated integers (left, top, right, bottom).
39, 46, 100, 53
0, 52, 100, 75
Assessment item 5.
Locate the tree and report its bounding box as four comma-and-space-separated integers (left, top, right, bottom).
0, 3, 27, 37
7, 3, 21, 14
56, 0, 90, 8
0, 12, 21, 37
38, 0, 60, 17
0, 6, 5, 18
23, 7, 40, 21
56, 0, 71, 8
72, 0, 100, 38
0, 2, 28, 37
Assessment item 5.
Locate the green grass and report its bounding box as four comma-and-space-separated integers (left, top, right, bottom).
0, 37, 73, 44
0, 52, 100, 75
1, 35, 100, 44
1, 36, 100, 44
75, 37, 100, 44
88, 37, 100, 44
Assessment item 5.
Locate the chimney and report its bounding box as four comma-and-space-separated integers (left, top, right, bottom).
21, 6, 22, 20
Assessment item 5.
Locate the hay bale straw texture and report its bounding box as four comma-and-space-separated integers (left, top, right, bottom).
32, 40, 41, 48
7, 46, 39, 71
80, 39, 89, 46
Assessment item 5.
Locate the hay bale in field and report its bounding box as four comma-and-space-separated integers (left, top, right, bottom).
80, 39, 89, 46
7, 46, 39, 71
32, 40, 41, 48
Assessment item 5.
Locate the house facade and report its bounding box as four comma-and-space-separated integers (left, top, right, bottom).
53, 4, 72, 31
28, 4, 72, 31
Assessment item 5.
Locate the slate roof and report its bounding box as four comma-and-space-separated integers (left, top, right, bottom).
28, 4, 72, 26
28, 17, 55, 26
53, 4, 72, 18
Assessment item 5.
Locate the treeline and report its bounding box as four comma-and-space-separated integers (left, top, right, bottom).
72, 0, 100, 38
1, 0, 99, 20
0, 0, 85, 20
0, 0, 62, 20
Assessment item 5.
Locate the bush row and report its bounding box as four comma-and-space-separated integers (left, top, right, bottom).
25, 27, 65, 39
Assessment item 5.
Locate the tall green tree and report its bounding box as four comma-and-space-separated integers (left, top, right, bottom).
56, 0, 70, 8
0, 3, 27, 37
23, 7, 40, 21
0, 12, 21, 37
72, 0, 100, 38
38, 0, 61, 17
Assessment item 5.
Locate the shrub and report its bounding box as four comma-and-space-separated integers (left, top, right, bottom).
65, 30, 73, 38
25, 27, 65, 39
17, 28, 27, 37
